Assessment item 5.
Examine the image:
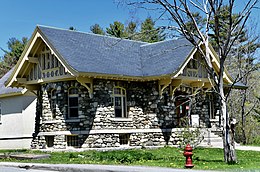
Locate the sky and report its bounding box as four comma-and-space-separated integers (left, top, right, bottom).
0, 0, 259, 57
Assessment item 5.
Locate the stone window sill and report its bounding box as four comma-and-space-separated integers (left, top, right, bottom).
65, 119, 80, 123
42, 120, 62, 124
210, 118, 219, 122
109, 118, 132, 122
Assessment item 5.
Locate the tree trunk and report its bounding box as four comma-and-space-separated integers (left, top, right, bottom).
241, 89, 247, 145
220, 76, 237, 163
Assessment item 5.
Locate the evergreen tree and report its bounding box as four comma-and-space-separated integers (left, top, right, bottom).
90, 24, 105, 35
0, 37, 28, 77
106, 21, 127, 38
140, 17, 165, 43
125, 21, 137, 40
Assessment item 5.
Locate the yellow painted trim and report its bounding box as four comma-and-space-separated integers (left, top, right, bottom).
37, 27, 77, 76
158, 78, 172, 98
5, 26, 77, 88
172, 46, 199, 78
76, 76, 93, 98
208, 45, 233, 84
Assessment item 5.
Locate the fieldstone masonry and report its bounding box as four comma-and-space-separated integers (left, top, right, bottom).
31, 79, 220, 149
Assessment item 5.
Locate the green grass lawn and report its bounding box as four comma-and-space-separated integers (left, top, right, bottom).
0, 147, 260, 170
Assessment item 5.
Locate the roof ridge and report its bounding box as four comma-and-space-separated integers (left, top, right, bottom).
37, 25, 148, 45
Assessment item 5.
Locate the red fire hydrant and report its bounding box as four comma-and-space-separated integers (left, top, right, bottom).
183, 144, 194, 168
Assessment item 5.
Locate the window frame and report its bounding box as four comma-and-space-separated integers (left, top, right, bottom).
66, 135, 79, 148
119, 133, 130, 145
68, 87, 79, 119
113, 87, 127, 118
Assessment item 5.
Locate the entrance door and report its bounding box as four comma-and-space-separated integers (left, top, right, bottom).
175, 92, 189, 127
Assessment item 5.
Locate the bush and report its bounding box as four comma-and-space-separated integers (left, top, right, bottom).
251, 136, 260, 146
178, 127, 204, 149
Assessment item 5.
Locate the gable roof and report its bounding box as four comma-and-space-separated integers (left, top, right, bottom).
38, 26, 194, 77
6, 25, 237, 89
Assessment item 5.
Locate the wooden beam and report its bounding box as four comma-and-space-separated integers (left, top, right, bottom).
28, 57, 39, 64
203, 82, 212, 89
191, 81, 205, 94
191, 81, 204, 88
16, 78, 27, 83
20, 63, 30, 78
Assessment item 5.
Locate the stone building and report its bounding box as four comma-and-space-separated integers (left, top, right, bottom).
5, 26, 239, 149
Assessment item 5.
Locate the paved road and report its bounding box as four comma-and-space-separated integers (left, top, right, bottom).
0, 162, 221, 172
0, 166, 56, 172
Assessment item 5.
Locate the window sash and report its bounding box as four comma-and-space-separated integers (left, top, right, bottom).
113, 87, 127, 118
68, 88, 79, 118
66, 135, 79, 147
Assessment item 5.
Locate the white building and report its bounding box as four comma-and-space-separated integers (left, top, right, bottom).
0, 69, 36, 149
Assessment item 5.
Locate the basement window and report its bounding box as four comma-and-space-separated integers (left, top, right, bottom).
66, 135, 79, 148
119, 134, 130, 145
45, 136, 54, 148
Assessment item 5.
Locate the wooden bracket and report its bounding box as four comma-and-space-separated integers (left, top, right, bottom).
76, 76, 93, 98
158, 78, 171, 98
170, 79, 182, 99
191, 81, 204, 94
25, 85, 40, 96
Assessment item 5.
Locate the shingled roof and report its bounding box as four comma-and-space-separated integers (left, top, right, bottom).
0, 69, 23, 96
38, 26, 194, 77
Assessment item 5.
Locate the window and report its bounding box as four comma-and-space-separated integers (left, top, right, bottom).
66, 135, 79, 147
113, 87, 127, 118
45, 136, 54, 148
51, 89, 57, 119
119, 134, 130, 145
68, 88, 79, 118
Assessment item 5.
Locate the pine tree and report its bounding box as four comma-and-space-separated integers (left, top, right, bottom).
90, 24, 105, 35
140, 17, 165, 43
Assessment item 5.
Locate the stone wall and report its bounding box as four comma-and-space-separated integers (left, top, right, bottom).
31, 79, 216, 149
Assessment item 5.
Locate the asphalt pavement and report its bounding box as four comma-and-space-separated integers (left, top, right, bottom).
0, 162, 221, 172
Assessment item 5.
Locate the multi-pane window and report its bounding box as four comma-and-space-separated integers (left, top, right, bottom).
51, 89, 57, 119
68, 88, 79, 118
66, 135, 79, 148
119, 134, 130, 145
113, 87, 127, 118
